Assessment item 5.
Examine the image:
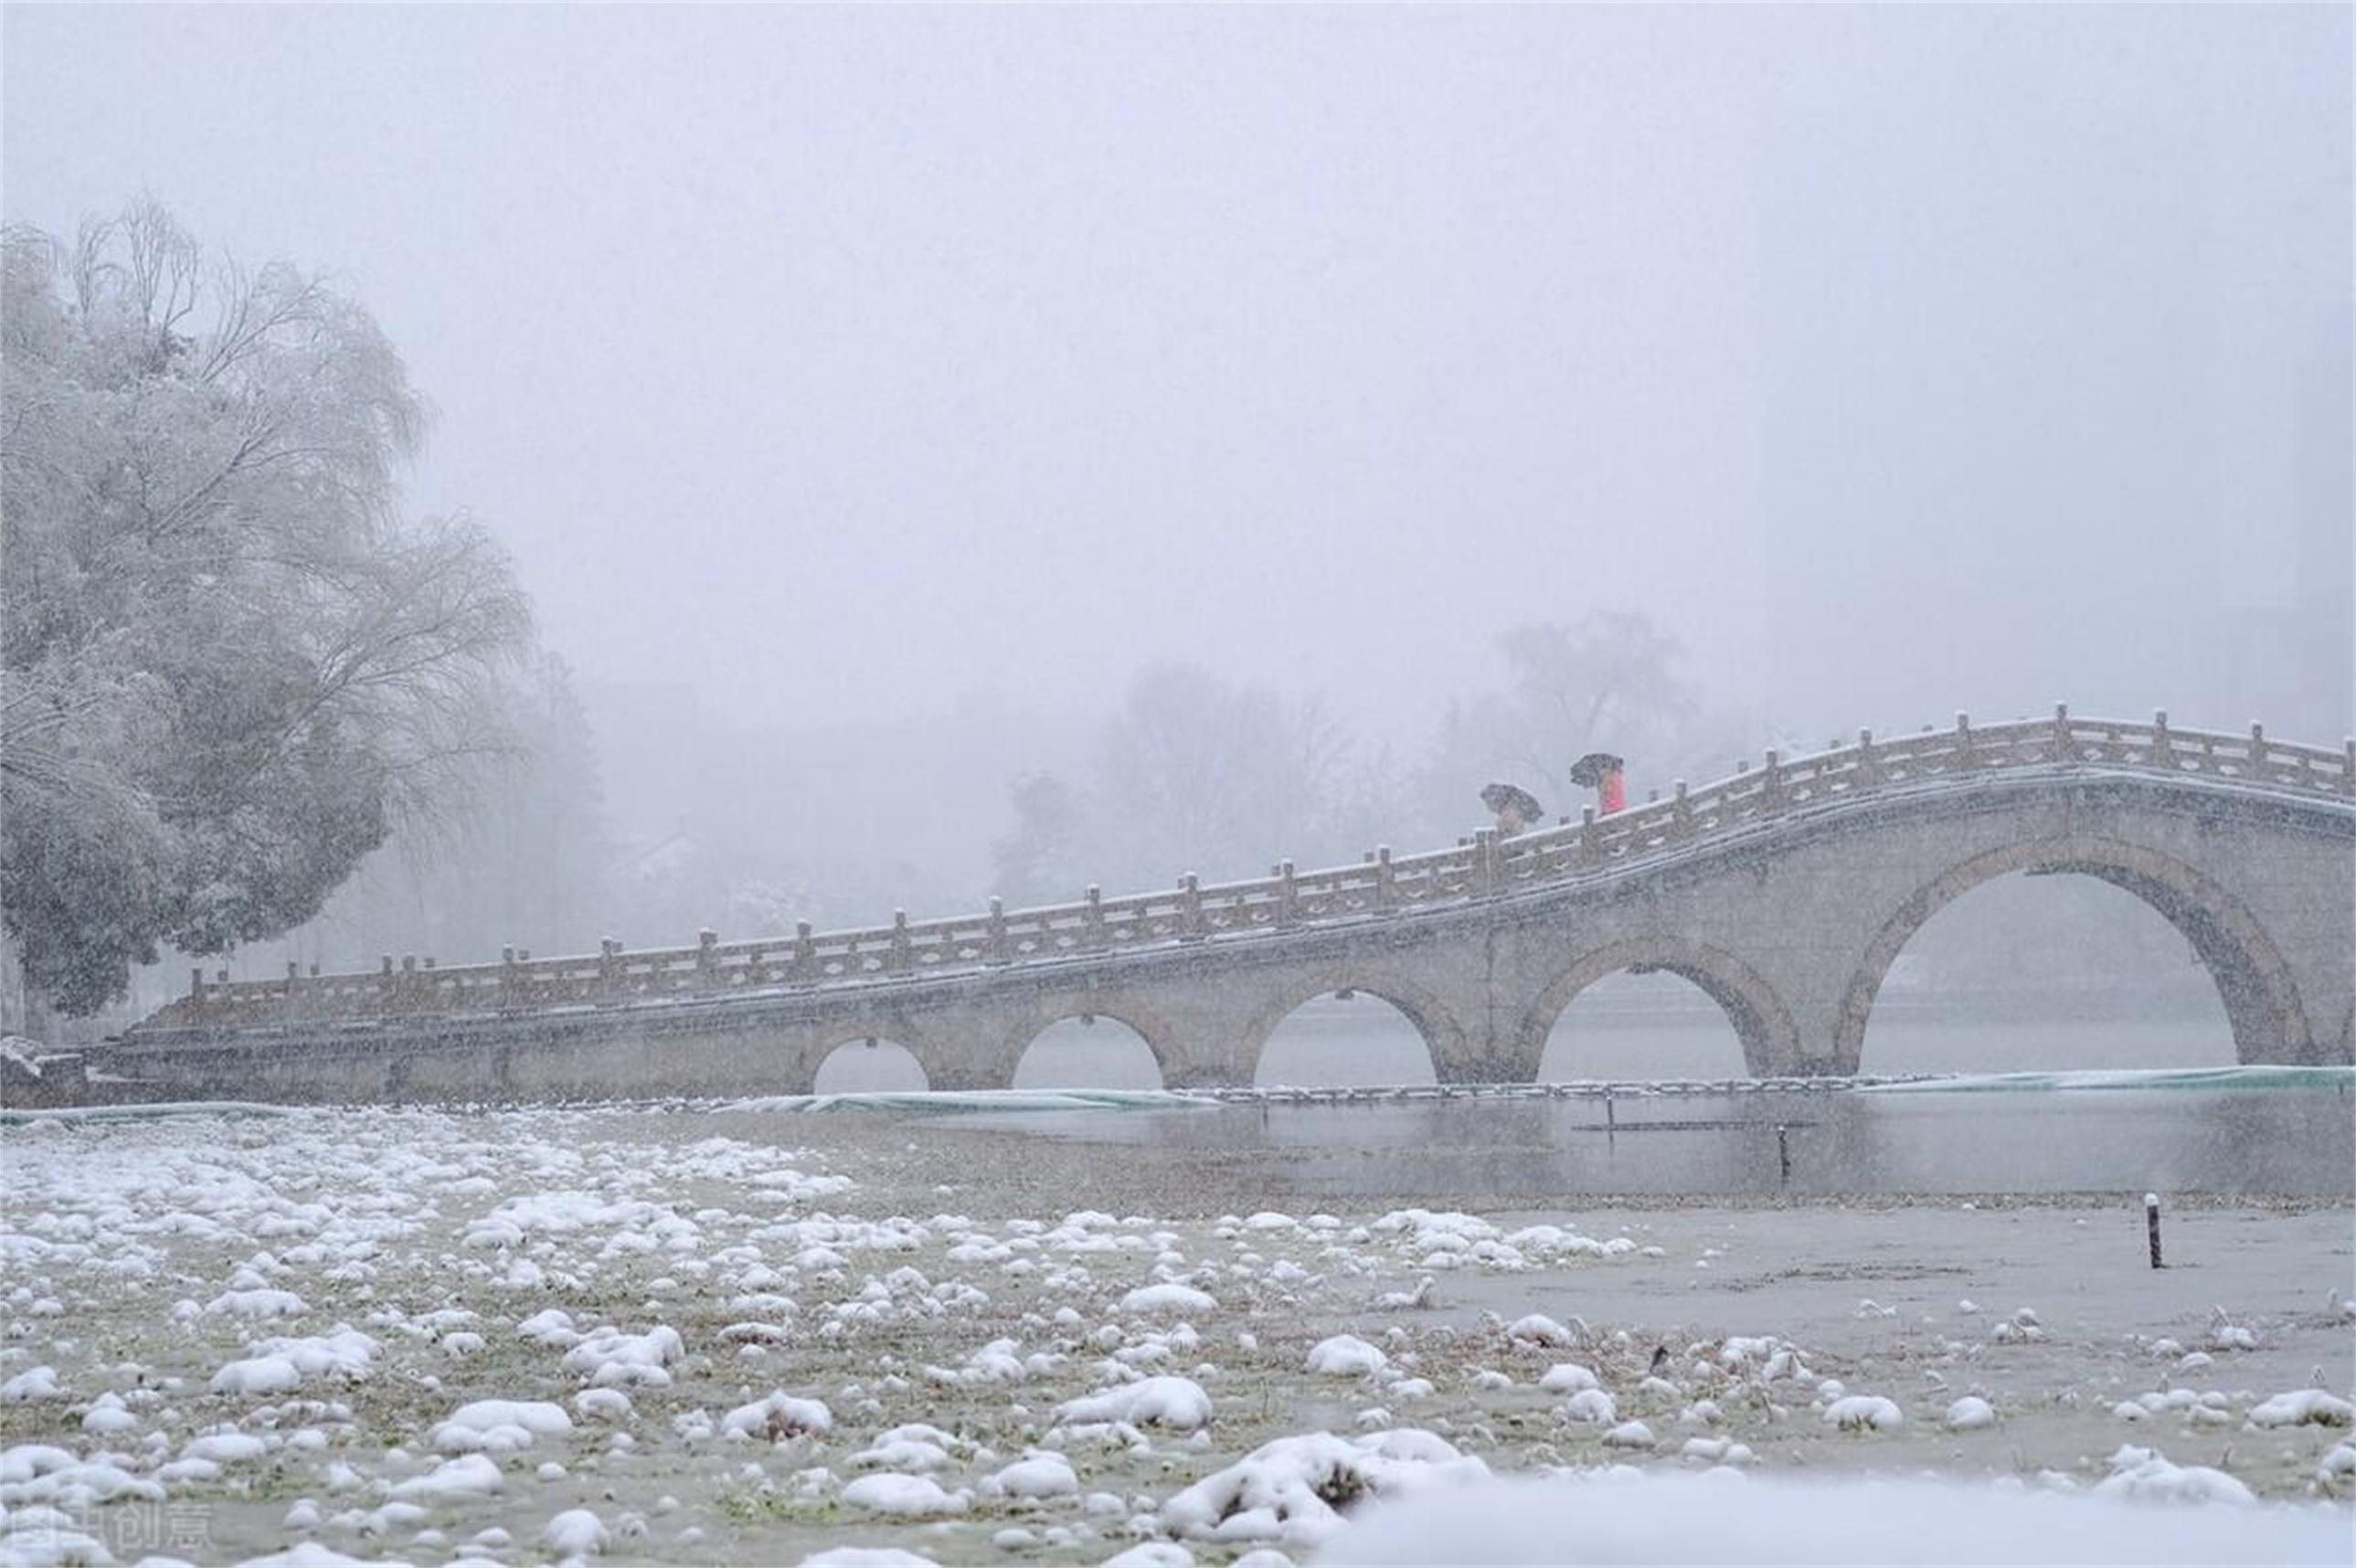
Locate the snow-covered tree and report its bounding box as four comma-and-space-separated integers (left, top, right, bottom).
1, 201, 531, 1014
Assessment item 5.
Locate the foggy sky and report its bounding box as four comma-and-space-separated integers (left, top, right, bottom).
6, 5, 2350, 751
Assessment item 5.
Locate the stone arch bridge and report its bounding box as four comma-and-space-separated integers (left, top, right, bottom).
116, 710, 2355, 1100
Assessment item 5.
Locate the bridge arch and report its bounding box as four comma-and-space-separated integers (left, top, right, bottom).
1239, 969, 1468, 1087
1833, 834, 2314, 1073
1516, 938, 1800, 1079
811, 1032, 931, 1093
1003, 1004, 1171, 1090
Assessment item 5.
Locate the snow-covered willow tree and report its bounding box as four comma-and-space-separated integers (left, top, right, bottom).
1, 201, 531, 1015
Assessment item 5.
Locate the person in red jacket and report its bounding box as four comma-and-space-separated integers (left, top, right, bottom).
1570, 751, 1627, 814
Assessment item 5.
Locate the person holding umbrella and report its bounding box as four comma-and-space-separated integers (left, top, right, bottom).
1570, 751, 1627, 815
1480, 781, 1544, 838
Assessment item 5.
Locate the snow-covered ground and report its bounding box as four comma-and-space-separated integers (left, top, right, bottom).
1, 1102, 2348, 1566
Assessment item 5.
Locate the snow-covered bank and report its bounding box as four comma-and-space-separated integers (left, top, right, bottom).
0, 1101, 2347, 1565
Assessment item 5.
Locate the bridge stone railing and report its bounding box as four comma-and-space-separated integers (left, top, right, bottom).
147, 708, 2354, 1034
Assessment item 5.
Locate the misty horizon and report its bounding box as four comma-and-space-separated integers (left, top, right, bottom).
8, 6, 2346, 755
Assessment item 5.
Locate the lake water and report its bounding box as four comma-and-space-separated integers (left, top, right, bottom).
935, 1075, 2355, 1198
794, 1003, 2353, 1198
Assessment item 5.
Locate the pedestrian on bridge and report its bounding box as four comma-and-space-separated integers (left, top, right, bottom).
1571, 751, 1627, 814
1481, 781, 1544, 838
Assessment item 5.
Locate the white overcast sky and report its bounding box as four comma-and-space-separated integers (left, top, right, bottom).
6, 5, 2349, 745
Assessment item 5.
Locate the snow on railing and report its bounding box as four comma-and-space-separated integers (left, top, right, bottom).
152, 709, 2354, 1032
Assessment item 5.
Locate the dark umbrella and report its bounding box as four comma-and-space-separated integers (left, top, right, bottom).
1480, 781, 1544, 821
1568, 752, 1625, 789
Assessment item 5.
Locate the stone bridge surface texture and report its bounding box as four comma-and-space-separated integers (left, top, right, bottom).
115, 715, 2356, 1100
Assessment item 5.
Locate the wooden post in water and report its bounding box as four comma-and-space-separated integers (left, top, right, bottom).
1778, 1125, 1792, 1187
2146, 1192, 2163, 1268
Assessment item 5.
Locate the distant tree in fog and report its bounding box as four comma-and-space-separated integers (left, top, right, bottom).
992, 772, 1088, 907
1406, 611, 1758, 832
991, 665, 1364, 901
0, 201, 531, 1014
1094, 664, 1347, 885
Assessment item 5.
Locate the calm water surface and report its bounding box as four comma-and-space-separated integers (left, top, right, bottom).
950, 1081, 2355, 1198
807, 1011, 2352, 1198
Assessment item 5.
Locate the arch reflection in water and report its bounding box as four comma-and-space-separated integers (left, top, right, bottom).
1014, 1014, 1162, 1090
1255, 991, 1438, 1088
811, 1037, 928, 1094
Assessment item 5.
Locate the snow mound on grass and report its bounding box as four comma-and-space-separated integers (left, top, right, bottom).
254, 1329, 377, 1381
2094, 1445, 2255, 1505
2245, 1389, 2354, 1429
238, 1546, 389, 1566
1121, 1283, 1216, 1316
1314, 1471, 2345, 1564
432, 1399, 572, 1453
1056, 1376, 1214, 1432
1104, 1547, 1194, 1568
209, 1355, 303, 1398
1944, 1396, 1997, 1431
1821, 1395, 1904, 1433
1161, 1429, 1487, 1550
799, 1551, 939, 1567
183, 1432, 269, 1465
982, 1452, 1078, 1500
1537, 1363, 1599, 1394
390, 1452, 504, 1501
1555, 1389, 1617, 1425
1305, 1336, 1388, 1376
841, 1472, 969, 1516
573, 1388, 631, 1423
720, 1392, 833, 1441
542, 1506, 610, 1560
1502, 1314, 1578, 1350
561, 1325, 683, 1387
516, 1308, 581, 1348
